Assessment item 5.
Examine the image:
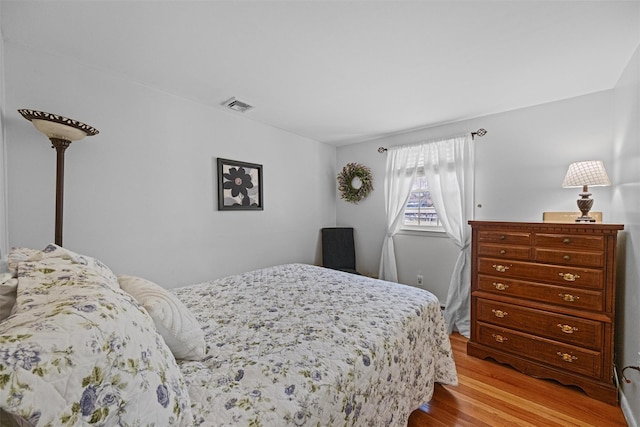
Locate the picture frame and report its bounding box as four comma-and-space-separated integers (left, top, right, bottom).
542, 211, 602, 223
217, 158, 263, 211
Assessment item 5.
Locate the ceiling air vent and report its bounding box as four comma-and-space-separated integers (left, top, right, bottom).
222, 97, 253, 113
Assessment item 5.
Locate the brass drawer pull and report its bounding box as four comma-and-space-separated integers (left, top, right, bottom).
493, 282, 509, 291
492, 334, 507, 343
563, 238, 571, 244
559, 272, 580, 282
500, 235, 506, 240
492, 309, 508, 318
559, 293, 580, 302
563, 255, 570, 261
493, 264, 510, 273
500, 249, 506, 255
557, 352, 578, 363
557, 324, 579, 334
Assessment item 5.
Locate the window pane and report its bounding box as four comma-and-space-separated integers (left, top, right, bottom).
402, 177, 441, 228
406, 191, 421, 207
414, 176, 429, 190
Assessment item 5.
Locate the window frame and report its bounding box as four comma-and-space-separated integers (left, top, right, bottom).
400, 174, 446, 234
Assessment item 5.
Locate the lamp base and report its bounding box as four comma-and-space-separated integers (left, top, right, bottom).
575, 189, 595, 224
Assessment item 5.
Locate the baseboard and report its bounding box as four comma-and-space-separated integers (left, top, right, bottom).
620, 390, 638, 427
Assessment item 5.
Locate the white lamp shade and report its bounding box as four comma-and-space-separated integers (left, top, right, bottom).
562, 160, 611, 188
31, 119, 90, 141
18, 109, 99, 142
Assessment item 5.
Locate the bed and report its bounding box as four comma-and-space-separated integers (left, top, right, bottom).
0, 244, 457, 426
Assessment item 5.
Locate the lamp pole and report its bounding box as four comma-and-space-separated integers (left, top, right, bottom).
50, 138, 72, 246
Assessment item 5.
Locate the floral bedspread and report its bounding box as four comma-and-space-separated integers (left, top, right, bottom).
0, 244, 192, 427
174, 264, 457, 427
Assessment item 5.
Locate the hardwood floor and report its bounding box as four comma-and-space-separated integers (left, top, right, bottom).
408, 333, 628, 427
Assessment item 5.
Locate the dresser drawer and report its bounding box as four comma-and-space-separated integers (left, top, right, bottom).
534, 248, 604, 268
534, 233, 604, 251
476, 298, 603, 349
478, 258, 604, 289
476, 322, 602, 378
478, 243, 532, 260
477, 275, 604, 311
478, 230, 531, 245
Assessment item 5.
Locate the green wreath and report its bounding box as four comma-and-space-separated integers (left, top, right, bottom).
337, 162, 373, 203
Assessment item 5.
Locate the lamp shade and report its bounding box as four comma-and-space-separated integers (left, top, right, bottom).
18, 109, 99, 141
562, 160, 611, 188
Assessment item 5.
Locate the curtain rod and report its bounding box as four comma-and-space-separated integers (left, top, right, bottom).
377, 128, 487, 153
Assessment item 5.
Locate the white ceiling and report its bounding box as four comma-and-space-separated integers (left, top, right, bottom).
2, 1, 639, 146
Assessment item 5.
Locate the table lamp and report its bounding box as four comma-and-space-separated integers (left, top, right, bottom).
561, 160, 610, 223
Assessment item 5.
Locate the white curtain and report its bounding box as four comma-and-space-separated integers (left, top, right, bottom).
423, 134, 474, 336
378, 145, 421, 282
379, 134, 475, 336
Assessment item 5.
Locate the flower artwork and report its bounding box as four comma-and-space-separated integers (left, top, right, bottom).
223, 167, 255, 204
217, 158, 263, 210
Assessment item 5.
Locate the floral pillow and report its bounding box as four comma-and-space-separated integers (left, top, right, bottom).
24, 244, 119, 288
0, 245, 193, 426
6, 247, 38, 277
1, 244, 120, 322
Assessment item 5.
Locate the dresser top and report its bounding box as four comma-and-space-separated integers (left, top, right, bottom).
469, 220, 624, 232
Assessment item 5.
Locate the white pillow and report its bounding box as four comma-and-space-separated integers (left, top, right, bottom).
0, 273, 17, 321
0, 255, 8, 274
118, 275, 205, 361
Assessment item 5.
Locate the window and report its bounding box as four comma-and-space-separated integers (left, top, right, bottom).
402, 175, 443, 230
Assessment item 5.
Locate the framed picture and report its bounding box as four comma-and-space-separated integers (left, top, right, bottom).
217, 158, 263, 210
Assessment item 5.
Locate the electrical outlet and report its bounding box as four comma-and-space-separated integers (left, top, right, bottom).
417, 273, 423, 286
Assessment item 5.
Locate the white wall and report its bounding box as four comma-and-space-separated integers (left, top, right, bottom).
0, 20, 8, 257
4, 43, 337, 288
337, 91, 615, 304
613, 43, 640, 427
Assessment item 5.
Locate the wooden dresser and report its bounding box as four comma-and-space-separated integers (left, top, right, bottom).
467, 221, 623, 405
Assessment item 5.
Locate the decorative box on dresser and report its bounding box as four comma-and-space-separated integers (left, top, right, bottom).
467, 221, 623, 405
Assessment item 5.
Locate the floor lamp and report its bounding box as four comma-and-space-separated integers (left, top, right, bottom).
18, 109, 99, 247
